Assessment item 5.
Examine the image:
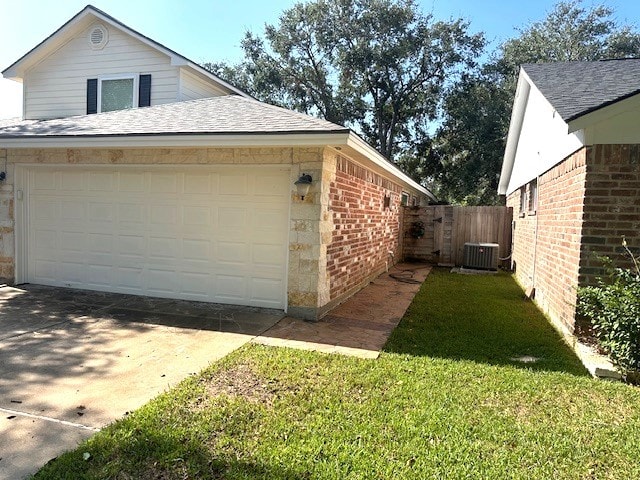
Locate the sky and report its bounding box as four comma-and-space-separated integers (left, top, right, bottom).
1, 0, 639, 119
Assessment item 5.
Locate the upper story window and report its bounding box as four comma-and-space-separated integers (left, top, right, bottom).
87, 74, 151, 115
401, 192, 409, 206
99, 75, 137, 113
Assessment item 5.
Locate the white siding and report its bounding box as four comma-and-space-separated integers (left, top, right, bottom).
179, 68, 227, 101
24, 25, 179, 119
506, 85, 584, 195
583, 98, 640, 144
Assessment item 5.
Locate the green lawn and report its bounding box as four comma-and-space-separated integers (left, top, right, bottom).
34, 269, 640, 479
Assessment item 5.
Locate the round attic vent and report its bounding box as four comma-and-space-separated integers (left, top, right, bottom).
88, 24, 108, 50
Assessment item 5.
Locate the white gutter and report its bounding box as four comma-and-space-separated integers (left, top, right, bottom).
0, 132, 351, 149
498, 70, 531, 195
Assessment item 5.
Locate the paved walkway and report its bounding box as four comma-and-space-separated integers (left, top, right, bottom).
254, 263, 431, 358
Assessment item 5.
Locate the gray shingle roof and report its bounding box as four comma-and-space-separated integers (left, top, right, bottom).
0, 96, 348, 138
522, 59, 640, 122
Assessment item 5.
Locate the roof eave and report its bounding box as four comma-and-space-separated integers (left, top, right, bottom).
0, 128, 432, 198
2, 5, 251, 98
498, 69, 531, 196
0, 130, 351, 148
345, 132, 435, 199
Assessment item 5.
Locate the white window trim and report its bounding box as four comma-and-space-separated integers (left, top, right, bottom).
97, 74, 138, 113
401, 191, 409, 206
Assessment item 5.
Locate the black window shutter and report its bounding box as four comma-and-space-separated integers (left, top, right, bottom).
87, 78, 98, 114
138, 74, 151, 107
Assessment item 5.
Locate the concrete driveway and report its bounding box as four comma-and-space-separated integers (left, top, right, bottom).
0, 285, 285, 479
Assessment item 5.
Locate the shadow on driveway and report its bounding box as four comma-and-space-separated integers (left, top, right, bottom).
0, 284, 284, 479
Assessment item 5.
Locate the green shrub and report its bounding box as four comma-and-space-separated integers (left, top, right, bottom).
577, 239, 640, 379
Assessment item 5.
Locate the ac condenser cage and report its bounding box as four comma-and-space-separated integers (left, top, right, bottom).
462, 243, 499, 270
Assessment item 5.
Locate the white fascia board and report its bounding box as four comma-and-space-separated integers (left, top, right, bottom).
183, 62, 251, 98
345, 132, 434, 199
2, 8, 94, 79
0, 132, 352, 149
498, 69, 531, 195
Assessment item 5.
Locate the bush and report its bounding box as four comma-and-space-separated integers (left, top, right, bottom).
577, 239, 640, 380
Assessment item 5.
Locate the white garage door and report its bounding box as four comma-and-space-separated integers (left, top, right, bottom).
20, 166, 290, 309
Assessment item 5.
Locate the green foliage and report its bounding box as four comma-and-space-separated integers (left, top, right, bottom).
578, 245, 640, 378
415, 0, 640, 205
207, 1, 640, 204
208, 0, 484, 160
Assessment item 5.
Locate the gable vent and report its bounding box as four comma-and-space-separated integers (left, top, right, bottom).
88, 24, 108, 50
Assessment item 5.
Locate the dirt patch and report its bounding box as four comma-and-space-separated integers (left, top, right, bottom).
205, 363, 286, 406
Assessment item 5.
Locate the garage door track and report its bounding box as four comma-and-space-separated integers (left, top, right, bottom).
0, 285, 284, 479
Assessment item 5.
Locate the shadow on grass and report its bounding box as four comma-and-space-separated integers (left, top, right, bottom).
33, 420, 301, 480
384, 268, 590, 377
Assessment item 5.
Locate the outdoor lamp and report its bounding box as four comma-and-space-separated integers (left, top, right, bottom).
295, 173, 313, 200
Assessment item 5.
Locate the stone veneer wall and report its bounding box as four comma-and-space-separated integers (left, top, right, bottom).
0, 146, 329, 318
326, 156, 402, 304
507, 147, 588, 334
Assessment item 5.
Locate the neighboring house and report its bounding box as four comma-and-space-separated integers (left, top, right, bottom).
0, 5, 433, 320
499, 59, 640, 336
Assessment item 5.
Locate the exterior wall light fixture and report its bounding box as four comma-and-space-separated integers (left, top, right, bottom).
295, 173, 312, 200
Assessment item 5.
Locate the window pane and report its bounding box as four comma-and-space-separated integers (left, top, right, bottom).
101, 78, 134, 112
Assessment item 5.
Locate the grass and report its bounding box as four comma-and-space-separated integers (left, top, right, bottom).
34, 269, 640, 479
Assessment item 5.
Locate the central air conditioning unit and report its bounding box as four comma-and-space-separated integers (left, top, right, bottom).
463, 243, 499, 270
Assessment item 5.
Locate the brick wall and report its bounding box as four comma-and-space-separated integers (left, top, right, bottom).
580, 145, 640, 286
508, 147, 588, 334
326, 156, 402, 301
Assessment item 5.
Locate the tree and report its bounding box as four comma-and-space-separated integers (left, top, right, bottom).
415, 0, 640, 205
207, 0, 484, 160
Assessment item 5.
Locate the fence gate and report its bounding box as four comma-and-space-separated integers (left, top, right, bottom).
401, 205, 513, 268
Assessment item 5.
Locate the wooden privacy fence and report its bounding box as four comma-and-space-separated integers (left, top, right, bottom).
400, 205, 513, 268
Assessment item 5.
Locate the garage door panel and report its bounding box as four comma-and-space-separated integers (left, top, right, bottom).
32, 198, 58, 223
85, 265, 113, 287
118, 172, 146, 192
88, 202, 115, 223
34, 228, 57, 250
251, 278, 284, 306
255, 174, 290, 197
117, 235, 145, 257
59, 262, 85, 284
219, 174, 247, 195
183, 206, 212, 226
184, 174, 212, 194
149, 173, 178, 193
59, 231, 86, 252
253, 244, 286, 266
34, 260, 56, 282
218, 242, 249, 265
182, 239, 210, 261
88, 171, 116, 191
119, 203, 146, 223
25, 166, 289, 309
61, 172, 86, 191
